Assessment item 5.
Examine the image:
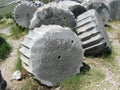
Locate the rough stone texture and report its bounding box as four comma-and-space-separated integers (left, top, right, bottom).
57, 1, 86, 18
45, 0, 83, 3
29, 3, 76, 30
0, 71, 7, 90
12, 70, 22, 80
70, 0, 84, 3
13, 1, 42, 28
83, 0, 120, 20
83, 1, 110, 23
108, 0, 120, 20
20, 25, 84, 86
76, 9, 111, 56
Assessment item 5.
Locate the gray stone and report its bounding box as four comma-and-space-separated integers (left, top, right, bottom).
0, 71, 7, 90
13, 1, 42, 28
0, 28, 11, 35
20, 25, 84, 86
83, 0, 120, 20
76, 9, 111, 55
55, 87, 60, 90
29, 3, 76, 30
13, 70, 22, 80
83, 1, 110, 23
109, 0, 120, 20
46, 0, 83, 3
57, 1, 86, 18
70, 0, 84, 3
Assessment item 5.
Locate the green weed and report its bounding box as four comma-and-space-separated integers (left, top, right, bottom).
61, 69, 105, 90
10, 24, 28, 39
0, 36, 11, 60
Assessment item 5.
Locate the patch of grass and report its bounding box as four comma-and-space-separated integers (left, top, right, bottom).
0, 36, 11, 60
14, 46, 23, 72
42, 0, 49, 3
0, 34, 9, 39
14, 57, 23, 72
99, 45, 120, 76
110, 19, 120, 23
117, 32, 120, 42
105, 25, 113, 32
0, 18, 14, 29
0, 3, 17, 16
0, 0, 13, 4
21, 77, 49, 90
61, 69, 105, 90
10, 24, 28, 39
4, 13, 12, 19
100, 45, 116, 68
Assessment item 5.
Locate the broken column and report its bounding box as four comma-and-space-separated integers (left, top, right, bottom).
19, 25, 84, 86
29, 3, 76, 30
13, 1, 43, 28
76, 9, 111, 56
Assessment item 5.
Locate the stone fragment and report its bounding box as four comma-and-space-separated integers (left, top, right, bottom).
0, 28, 11, 35
13, 70, 22, 80
29, 3, 76, 30
76, 9, 111, 55
20, 25, 84, 86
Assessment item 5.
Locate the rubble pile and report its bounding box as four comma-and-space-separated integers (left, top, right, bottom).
11, 0, 116, 87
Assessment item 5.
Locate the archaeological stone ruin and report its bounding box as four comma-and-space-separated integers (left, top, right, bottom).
1, 0, 120, 88
83, 1, 110, 23
29, 3, 76, 30
109, 0, 120, 20
83, 0, 120, 20
56, 1, 86, 18
13, 1, 43, 28
19, 25, 84, 86
11, 0, 116, 87
76, 9, 111, 55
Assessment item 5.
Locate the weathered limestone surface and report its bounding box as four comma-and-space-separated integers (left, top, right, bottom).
29, 3, 76, 30
109, 0, 120, 20
76, 9, 111, 55
57, 1, 86, 18
83, 0, 120, 20
83, 1, 110, 23
47, 0, 84, 3
13, 1, 42, 28
20, 25, 84, 86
